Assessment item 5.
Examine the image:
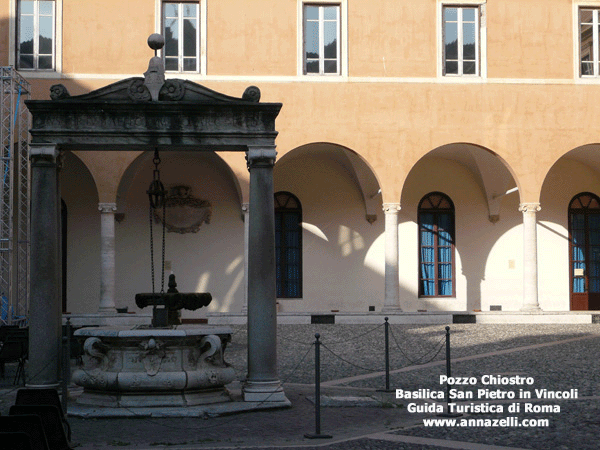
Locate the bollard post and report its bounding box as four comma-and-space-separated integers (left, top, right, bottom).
61, 317, 71, 414
377, 317, 394, 392
305, 333, 332, 439
438, 326, 461, 417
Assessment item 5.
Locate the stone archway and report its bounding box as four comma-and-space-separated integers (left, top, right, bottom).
25, 47, 284, 402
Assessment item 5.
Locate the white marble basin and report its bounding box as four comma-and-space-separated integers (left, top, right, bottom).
71, 325, 236, 408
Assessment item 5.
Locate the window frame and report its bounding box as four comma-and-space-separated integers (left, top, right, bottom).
418, 192, 456, 298
16, 0, 56, 71
438, 1, 486, 79
158, 0, 206, 74
297, 0, 348, 78
579, 7, 600, 77
303, 3, 341, 76
275, 192, 303, 299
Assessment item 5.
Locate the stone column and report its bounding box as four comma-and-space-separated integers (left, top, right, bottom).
241, 202, 249, 314
28, 144, 61, 387
243, 146, 286, 402
98, 203, 117, 312
382, 203, 402, 311
519, 203, 542, 311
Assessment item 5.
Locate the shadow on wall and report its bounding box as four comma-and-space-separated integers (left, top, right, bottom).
274, 145, 388, 312
401, 154, 522, 313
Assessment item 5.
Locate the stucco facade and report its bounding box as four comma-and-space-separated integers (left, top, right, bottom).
2, 0, 600, 316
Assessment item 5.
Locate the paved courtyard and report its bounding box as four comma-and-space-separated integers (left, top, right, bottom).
1, 323, 599, 449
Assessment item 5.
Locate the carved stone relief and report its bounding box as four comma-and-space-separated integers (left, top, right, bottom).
153, 185, 212, 234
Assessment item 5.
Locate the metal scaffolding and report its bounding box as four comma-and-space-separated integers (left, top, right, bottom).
0, 67, 30, 326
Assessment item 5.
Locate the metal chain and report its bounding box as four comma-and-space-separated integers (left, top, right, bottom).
389, 327, 446, 365
161, 200, 166, 293
149, 204, 155, 294
320, 342, 385, 372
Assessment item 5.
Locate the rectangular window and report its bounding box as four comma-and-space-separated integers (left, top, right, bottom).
17, 0, 55, 70
303, 3, 340, 75
580, 8, 600, 77
163, 2, 200, 72
442, 5, 479, 76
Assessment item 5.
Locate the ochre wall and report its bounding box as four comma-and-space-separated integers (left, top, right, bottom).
6, 0, 600, 312
487, 0, 574, 79
208, 0, 297, 76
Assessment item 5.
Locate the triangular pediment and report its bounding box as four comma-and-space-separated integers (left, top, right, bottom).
49, 78, 261, 104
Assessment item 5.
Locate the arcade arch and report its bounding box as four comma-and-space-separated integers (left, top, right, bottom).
540, 144, 600, 310
400, 143, 523, 312
274, 143, 386, 312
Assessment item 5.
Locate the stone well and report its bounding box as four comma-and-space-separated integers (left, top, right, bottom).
72, 326, 236, 408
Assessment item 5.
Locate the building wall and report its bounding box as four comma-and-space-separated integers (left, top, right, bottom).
4, 0, 600, 313
274, 146, 385, 312
60, 152, 101, 314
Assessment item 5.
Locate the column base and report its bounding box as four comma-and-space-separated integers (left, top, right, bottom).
243, 380, 288, 403
97, 307, 117, 313
25, 383, 60, 389
520, 305, 542, 312
381, 306, 403, 312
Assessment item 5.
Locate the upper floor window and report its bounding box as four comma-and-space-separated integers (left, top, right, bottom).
418, 192, 455, 297
303, 3, 340, 75
442, 5, 480, 76
580, 8, 600, 77
275, 192, 303, 298
17, 0, 55, 70
163, 2, 200, 72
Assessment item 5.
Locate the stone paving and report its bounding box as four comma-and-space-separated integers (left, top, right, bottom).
0, 323, 599, 449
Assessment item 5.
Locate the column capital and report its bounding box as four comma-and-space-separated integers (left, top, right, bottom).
246, 146, 277, 169
519, 202, 541, 213
382, 203, 401, 214
98, 202, 118, 213
29, 144, 60, 164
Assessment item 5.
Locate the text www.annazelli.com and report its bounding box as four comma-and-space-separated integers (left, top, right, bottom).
423, 417, 550, 427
